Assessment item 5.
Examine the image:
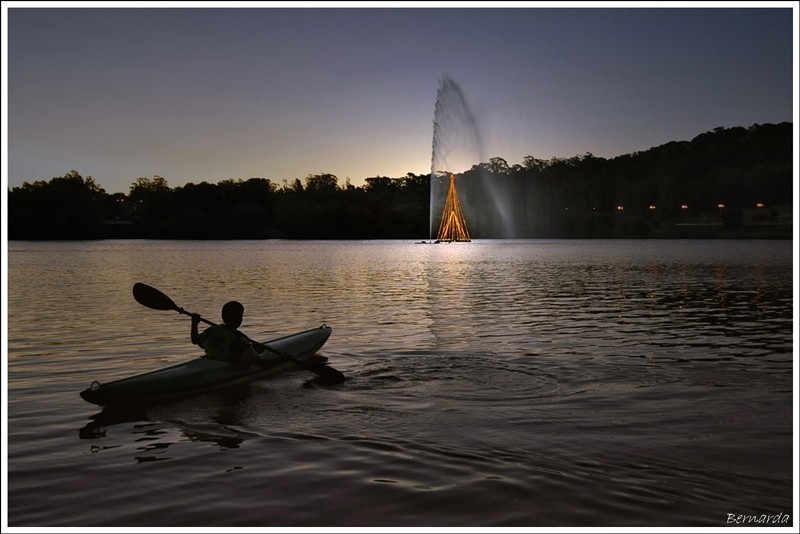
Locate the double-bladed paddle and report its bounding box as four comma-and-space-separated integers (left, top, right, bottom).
132, 282, 345, 385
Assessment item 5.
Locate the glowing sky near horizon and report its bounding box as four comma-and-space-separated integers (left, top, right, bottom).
4, 4, 795, 193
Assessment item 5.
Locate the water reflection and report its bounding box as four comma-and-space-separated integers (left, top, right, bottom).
79, 389, 258, 460
78, 405, 149, 438
134, 428, 174, 462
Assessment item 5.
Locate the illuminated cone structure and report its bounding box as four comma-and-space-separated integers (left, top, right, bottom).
436, 175, 471, 242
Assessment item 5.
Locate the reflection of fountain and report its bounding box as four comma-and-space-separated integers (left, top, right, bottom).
429, 75, 483, 241
436, 175, 471, 242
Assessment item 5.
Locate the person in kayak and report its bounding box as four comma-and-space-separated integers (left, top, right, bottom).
190, 301, 260, 370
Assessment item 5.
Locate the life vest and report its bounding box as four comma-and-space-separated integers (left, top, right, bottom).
200, 325, 241, 362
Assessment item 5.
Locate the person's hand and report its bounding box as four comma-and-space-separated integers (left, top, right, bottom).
191, 313, 201, 325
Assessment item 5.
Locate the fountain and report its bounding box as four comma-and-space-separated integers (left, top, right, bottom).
428, 75, 514, 241
429, 75, 483, 242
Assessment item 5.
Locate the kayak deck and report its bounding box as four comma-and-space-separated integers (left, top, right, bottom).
80, 325, 333, 406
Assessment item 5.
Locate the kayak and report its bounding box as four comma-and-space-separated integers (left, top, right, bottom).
80, 325, 333, 406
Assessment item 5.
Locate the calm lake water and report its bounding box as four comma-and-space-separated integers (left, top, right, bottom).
5, 239, 796, 528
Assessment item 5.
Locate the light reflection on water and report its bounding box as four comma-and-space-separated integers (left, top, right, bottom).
6, 239, 794, 527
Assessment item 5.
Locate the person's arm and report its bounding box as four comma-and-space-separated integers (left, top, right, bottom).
191, 314, 203, 347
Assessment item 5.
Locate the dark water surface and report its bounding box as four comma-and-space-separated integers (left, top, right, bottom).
5, 240, 796, 527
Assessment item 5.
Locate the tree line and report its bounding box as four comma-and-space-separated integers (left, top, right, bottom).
7, 122, 792, 240
451, 122, 792, 238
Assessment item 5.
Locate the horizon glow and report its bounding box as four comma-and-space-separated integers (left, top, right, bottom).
3, 4, 796, 194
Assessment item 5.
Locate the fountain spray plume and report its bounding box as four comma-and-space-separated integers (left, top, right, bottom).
429, 74, 515, 239
429, 75, 484, 241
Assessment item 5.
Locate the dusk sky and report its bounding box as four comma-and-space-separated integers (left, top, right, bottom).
3, 3, 796, 193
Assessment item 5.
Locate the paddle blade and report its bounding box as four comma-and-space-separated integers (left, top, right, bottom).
300, 361, 346, 385
259, 344, 345, 385
133, 283, 179, 312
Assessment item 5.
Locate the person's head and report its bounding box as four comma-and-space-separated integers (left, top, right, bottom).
221, 301, 244, 328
